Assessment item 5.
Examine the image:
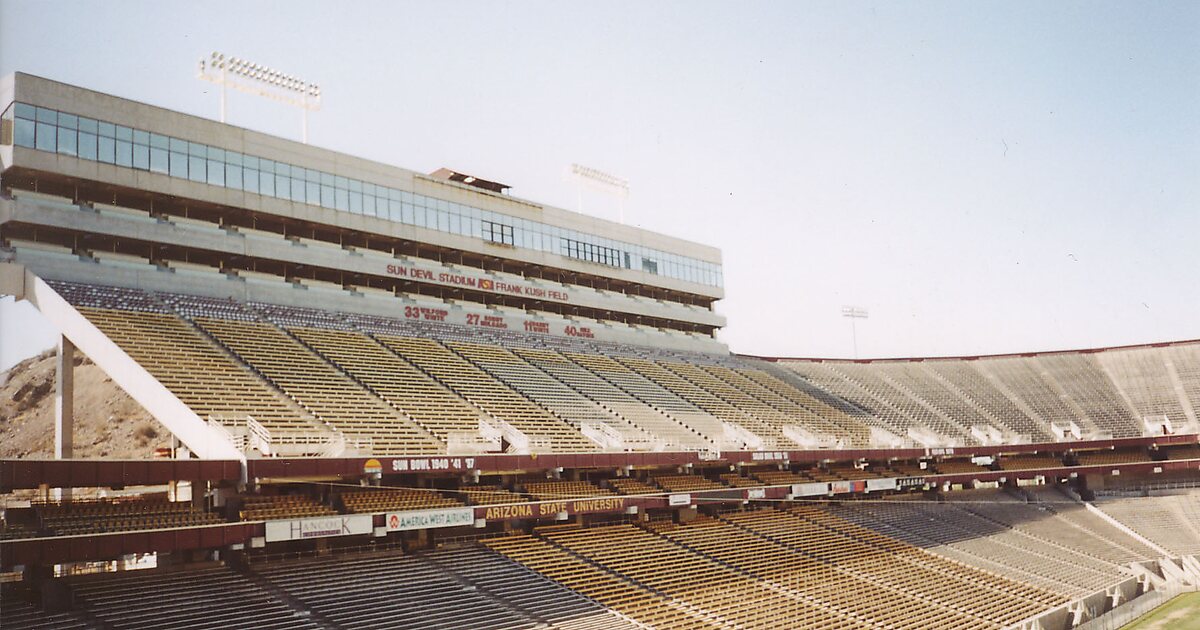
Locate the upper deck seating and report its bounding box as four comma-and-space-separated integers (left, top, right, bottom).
449, 341, 650, 448
514, 347, 711, 450
651, 474, 728, 493
607, 478, 661, 495
194, 317, 441, 455
997, 455, 1063, 471
977, 357, 1087, 435
287, 326, 490, 444
825, 362, 971, 441
1035, 354, 1140, 438
376, 335, 596, 452
724, 367, 872, 446
76, 307, 325, 436
1099, 348, 1191, 428
564, 351, 726, 444
1076, 449, 1149, 466
923, 360, 1053, 440
459, 485, 527, 505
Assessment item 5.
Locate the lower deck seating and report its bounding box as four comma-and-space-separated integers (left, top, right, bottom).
652, 474, 728, 493
608, 478, 661, 495
524, 480, 615, 501
239, 495, 336, 521
34, 499, 221, 536
0, 584, 95, 630
460, 485, 527, 505
69, 565, 319, 630
340, 489, 462, 513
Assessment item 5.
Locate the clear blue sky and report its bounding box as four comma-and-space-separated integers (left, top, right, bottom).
1, 1, 1198, 370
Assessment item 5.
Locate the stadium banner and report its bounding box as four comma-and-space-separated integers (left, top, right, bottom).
746, 488, 767, 500
792, 482, 829, 497
384, 262, 571, 303
866, 478, 897, 492
477, 497, 630, 521
264, 514, 372, 542
830, 480, 867, 494
386, 508, 475, 532
896, 476, 927, 489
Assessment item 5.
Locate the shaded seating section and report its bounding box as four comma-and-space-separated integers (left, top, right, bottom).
194, 317, 441, 455
752, 469, 812, 485
564, 351, 726, 445
426, 545, 642, 630
524, 480, 615, 501
718, 473, 761, 488
616, 356, 779, 448
923, 360, 1053, 440
449, 341, 651, 449
1076, 449, 1150, 466
239, 495, 335, 521
733, 368, 873, 446
460, 485, 527, 505
933, 459, 990, 475
1095, 491, 1200, 556
537, 523, 865, 628
608, 478, 660, 495
1035, 354, 1140, 437
287, 326, 490, 444
484, 533, 725, 629
76, 307, 325, 436
997, 454, 1062, 471
69, 565, 320, 630
515, 347, 711, 450
1166, 444, 1200, 460
378, 335, 596, 452
0, 583, 96, 630
35, 499, 220, 536
340, 489, 462, 513
251, 548, 542, 629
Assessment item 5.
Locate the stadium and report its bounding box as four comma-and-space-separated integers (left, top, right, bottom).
2, 71, 1199, 630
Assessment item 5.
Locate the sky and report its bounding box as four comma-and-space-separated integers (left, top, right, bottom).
1, 1, 1198, 370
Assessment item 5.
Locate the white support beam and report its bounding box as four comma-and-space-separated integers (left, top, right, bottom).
21, 269, 244, 461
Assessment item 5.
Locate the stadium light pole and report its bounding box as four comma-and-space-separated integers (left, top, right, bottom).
568, 163, 630, 224
197, 52, 321, 144
841, 306, 869, 359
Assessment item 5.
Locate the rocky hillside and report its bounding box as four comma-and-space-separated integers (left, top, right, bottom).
0, 350, 166, 459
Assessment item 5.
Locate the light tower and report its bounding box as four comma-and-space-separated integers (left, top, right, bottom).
197, 52, 321, 144
841, 305, 869, 359
568, 163, 630, 224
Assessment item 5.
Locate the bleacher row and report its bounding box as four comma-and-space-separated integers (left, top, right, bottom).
6, 494, 1178, 630
48, 280, 1200, 454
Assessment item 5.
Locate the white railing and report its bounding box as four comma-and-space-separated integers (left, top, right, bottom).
723, 421, 763, 450
581, 421, 624, 451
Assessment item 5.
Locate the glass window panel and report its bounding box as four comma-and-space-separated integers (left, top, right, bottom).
388, 199, 402, 221
364, 194, 377, 216
334, 175, 348, 189
132, 141, 149, 169
36, 107, 57, 123
348, 179, 362, 193
97, 121, 115, 138
401, 203, 415, 224
207, 146, 225, 161
132, 129, 149, 145
274, 173, 289, 198
115, 140, 133, 167
226, 151, 242, 166
320, 184, 335, 207
168, 136, 186, 151
35, 122, 56, 151
115, 126, 133, 142
243, 155, 258, 169
188, 142, 206, 157
275, 163, 290, 177
77, 117, 98, 134
97, 135, 115, 163
243, 168, 259, 193
188, 155, 205, 182
320, 172, 335, 186
259, 159, 275, 174
15, 103, 36, 119
306, 181, 320, 204
77, 131, 97, 160
291, 177, 305, 202
207, 159, 225, 186
348, 191, 362, 214
226, 164, 242, 189
169, 151, 188, 177
149, 147, 169, 173
14, 118, 35, 147
149, 133, 169, 150
449, 213, 461, 234
259, 170, 274, 196
388, 188, 400, 201
335, 188, 348, 211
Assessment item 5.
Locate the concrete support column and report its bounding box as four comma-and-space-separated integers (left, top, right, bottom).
54, 336, 75, 502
